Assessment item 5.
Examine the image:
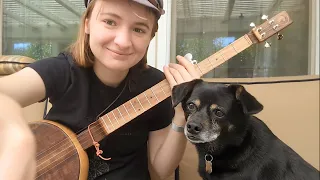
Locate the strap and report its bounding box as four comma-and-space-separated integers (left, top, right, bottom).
171, 121, 185, 133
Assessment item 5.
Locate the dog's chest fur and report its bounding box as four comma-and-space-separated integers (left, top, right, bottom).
171, 80, 319, 180
194, 117, 319, 180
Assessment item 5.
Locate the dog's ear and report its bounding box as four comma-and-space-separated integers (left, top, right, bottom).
228, 84, 263, 115
172, 79, 203, 108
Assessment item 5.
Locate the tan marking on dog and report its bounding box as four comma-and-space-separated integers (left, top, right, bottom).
194, 99, 201, 107
210, 104, 218, 111
236, 86, 243, 99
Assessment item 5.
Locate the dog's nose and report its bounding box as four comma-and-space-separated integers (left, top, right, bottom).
187, 122, 202, 134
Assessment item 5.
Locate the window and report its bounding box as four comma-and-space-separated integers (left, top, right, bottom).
2, 0, 85, 60
170, 0, 318, 78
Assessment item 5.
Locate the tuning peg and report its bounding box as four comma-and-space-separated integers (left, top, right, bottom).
184, 53, 198, 64
277, 33, 284, 40
261, 15, 269, 20
250, 22, 256, 28
184, 53, 193, 61
264, 41, 271, 48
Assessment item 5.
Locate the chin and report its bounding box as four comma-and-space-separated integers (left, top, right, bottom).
99, 58, 138, 72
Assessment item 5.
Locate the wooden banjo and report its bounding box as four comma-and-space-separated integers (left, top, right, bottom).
29, 11, 293, 180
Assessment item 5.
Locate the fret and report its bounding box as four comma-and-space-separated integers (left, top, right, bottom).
101, 116, 111, 132
111, 111, 120, 126
163, 82, 172, 96
200, 59, 215, 74
243, 35, 252, 46
123, 104, 132, 119
195, 63, 204, 76
106, 114, 115, 129
136, 97, 145, 111
143, 92, 152, 106
117, 107, 125, 123
224, 46, 237, 60
220, 53, 226, 61
236, 36, 252, 52
206, 58, 214, 69
150, 87, 160, 103
159, 83, 167, 96
129, 100, 138, 115
230, 42, 238, 53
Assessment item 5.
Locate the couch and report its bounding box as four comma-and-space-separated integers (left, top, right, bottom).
1, 55, 319, 180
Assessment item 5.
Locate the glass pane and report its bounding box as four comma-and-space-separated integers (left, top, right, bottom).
2, 0, 85, 60
171, 0, 311, 78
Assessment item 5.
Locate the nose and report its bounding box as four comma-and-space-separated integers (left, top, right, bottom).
187, 122, 203, 134
114, 28, 132, 49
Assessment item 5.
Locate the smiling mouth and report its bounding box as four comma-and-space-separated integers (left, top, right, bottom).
107, 48, 132, 56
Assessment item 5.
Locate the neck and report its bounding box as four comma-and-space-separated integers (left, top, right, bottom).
93, 61, 129, 87
196, 128, 253, 171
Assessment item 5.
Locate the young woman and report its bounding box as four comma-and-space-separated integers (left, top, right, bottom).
0, 0, 200, 180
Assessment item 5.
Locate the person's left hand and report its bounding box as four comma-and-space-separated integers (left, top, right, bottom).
164, 55, 200, 89
163, 55, 201, 122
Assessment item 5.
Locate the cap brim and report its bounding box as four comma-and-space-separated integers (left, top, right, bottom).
132, 0, 165, 15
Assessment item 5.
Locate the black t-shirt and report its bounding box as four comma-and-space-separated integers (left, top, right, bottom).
28, 52, 174, 180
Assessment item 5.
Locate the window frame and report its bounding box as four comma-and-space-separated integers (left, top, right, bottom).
147, 0, 173, 70
153, 0, 319, 75
0, 0, 3, 55
313, 0, 319, 75
309, 0, 319, 75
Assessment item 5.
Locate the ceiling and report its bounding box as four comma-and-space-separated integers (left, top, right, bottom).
176, 0, 304, 19
2, 0, 305, 29
3, 0, 86, 29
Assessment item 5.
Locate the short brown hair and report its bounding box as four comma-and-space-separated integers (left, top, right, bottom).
68, 0, 159, 70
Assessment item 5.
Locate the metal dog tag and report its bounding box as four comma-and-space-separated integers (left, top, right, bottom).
205, 154, 213, 174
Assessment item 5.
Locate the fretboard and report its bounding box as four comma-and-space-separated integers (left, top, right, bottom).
77, 34, 254, 150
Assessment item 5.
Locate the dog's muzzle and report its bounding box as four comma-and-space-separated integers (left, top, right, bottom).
186, 122, 203, 135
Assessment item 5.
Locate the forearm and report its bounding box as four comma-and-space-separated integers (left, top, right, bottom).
0, 92, 36, 180
151, 114, 187, 179
0, 92, 28, 132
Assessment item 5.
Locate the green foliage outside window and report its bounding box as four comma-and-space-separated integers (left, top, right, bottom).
12, 42, 52, 61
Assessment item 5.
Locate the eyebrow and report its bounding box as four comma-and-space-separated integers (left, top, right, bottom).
99, 12, 151, 30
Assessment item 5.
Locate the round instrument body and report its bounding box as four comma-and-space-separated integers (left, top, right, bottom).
29, 120, 89, 180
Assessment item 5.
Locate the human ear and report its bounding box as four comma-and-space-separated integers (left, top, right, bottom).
85, 18, 90, 34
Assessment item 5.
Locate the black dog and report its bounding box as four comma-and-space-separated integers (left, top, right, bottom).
172, 79, 319, 180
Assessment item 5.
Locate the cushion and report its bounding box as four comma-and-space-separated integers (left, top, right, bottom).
0, 55, 35, 75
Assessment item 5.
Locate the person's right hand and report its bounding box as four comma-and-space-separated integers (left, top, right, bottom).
0, 115, 36, 180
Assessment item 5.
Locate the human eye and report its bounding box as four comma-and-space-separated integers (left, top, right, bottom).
104, 19, 116, 26
133, 28, 146, 34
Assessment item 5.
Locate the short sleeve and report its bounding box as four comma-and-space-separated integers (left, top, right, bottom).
148, 96, 174, 131
139, 67, 174, 131
27, 53, 71, 102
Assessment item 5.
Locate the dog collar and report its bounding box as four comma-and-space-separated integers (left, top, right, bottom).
205, 154, 213, 174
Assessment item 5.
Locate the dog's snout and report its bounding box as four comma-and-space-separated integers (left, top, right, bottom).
187, 122, 203, 134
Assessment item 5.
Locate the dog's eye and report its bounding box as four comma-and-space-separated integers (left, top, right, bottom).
213, 109, 225, 118
187, 102, 197, 112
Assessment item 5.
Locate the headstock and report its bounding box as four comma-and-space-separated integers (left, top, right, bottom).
248, 11, 293, 48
